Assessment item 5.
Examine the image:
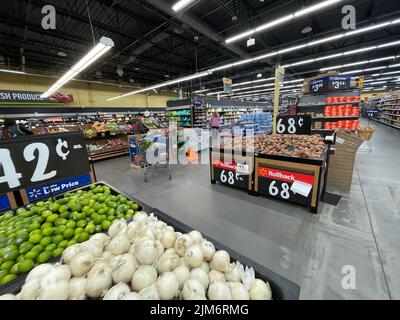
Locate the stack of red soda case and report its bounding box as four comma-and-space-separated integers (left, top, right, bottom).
324, 96, 360, 130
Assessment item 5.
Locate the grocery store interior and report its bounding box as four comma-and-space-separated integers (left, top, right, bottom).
0, 0, 400, 301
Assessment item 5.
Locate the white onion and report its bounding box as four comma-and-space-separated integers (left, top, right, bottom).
40, 264, 71, 288
131, 265, 157, 292
108, 219, 127, 238
209, 270, 226, 283
186, 294, 206, 300
79, 241, 103, 257
111, 253, 137, 283
225, 263, 241, 282
190, 268, 209, 290
38, 280, 69, 300
210, 250, 230, 272
157, 249, 180, 274
69, 252, 95, 277
250, 279, 272, 300
0, 294, 16, 300
101, 251, 115, 263
133, 211, 148, 225
90, 233, 110, 247
188, 230, 203, 243
161, 229, 176, 248
208, 281, 232, 300
86, 263, 113, 298
155, 240, 164, 260
139, 283, 160, 300
103, 282, 131, 300
126, 221, 140, 239
175, 234, 193, 256
199, 261, 210, 273
62, 245, 80, 264
173, 265, 190, 289
106, 233, 130, 255
181, 279, 205, 300
157, 272, 180, 300
201, 240, 215, 261
69, 277, 87, 300
179, 257, 190, 269
121, 292, 141, 300
25, 263, 54, 283
19, 278, 41, 300
136, 228, 155, 240
229, 282, 250, 300
134, 238, 158, 265
184, 244, 203, 268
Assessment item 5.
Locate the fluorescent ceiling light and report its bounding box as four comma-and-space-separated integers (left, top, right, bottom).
369, 56, 396, 63
377, 40, 400, 48
369, 81, 387, 85
389, 63, 400, 68
381, 70, 400, 76
343, 60, 369, 67
225, 0, 343, 44
41, 36, 114, 98
172, 0, 198, 12
0, 69, 25, 75
320, 65, 342, 71
363, 66, 387, 72
345, 21, 391, 36
108, 71, 211, 101
320, 56, 395, 72
195, 88, 209, 93
341, 69, 364, 75
343, 46, 376, 55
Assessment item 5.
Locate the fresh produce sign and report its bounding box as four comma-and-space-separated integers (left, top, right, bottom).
0, 194, 11, 212
257, 167, 314, 206
309, 76, 351, 93
0, 132, 90, 194
213, 160, 249, 189
0, 184, 140, 287
276, 115, 311, 135
0, 90, 73, 105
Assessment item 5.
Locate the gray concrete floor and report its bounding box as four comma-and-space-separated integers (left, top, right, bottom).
94, 121, 400, 300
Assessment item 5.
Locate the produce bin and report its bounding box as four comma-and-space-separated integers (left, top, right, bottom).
152, 208, 300, 300
0, 181, 146, 295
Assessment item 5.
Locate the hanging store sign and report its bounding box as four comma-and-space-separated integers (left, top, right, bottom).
276, 115, 311, 134
0, 132, 90, 194
309, 76, 351, 94
257, 166, 314, 206
223, 77, 233, 93
358, 75, 365, 90
0, 90, 73, 105
213, 160, 249, 189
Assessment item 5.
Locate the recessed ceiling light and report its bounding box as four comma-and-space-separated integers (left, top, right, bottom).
164, 74, 170, 78
257, 73, 262, 78
302, 26, 313, 34
57, 51, 67, 57
134, 67, 140, 71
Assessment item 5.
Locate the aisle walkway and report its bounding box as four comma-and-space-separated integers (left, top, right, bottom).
94, 122, 399, 299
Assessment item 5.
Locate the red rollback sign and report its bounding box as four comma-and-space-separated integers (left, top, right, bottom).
258, 167, 314, 185
213, 160, 237, 171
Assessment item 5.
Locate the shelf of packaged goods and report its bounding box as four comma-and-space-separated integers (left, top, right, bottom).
312, 116, 359, 122
380, 108, 400, 112
374, 119, 400, 130
89, 146, 129, 161
380, 116, 400, 123
298, 102, 360, 108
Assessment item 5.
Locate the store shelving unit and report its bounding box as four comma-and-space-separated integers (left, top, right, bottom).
166, 98, 193, 128
375, 95, 400, 130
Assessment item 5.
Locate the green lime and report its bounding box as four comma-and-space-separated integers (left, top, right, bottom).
52, 247, 64, 257
42, 227, 54, 236
107, 208, 115, 216
41, 210, 52, 218
126, 209, 134, 215
3, 249, 19, 262
19, 242, 34, 255
54, 218, 67, 226
16, 255, 24, 263
36, 251, 52, 264
29, 229, 41, 237
32, 244, 44, 252
24, 250, 39, 260
49, 203, 60, 213
131, 203, 139, 210
0, 274, 17, 285
63, 228, 74, 239
0, 269, 7, 281
101, 220, 111, 230
82, 206, 90, 214
93, 215, 105, 224
73, 227, 83, 236
58, 205, 67, 213
59, 212, 70, 219
15, 234, 29, 246
54, 226, 66, 235
41, 222, 53, 230
67, 239, 77, 247
40, 236, 52, 247
107, 215, 116, 222
36, 201, 45, 207
18, 259, 34, 273
46, 214, 59, 223
77, 232, 90, 243
76, 220, 87, 228
125, 212, 134, 219
10, 263, 20, 275
29, 234, 42, 244
28, 222, 41, 232
65, 221, 76, 229
45, 243, 57, 252
1, 261, 15, 271
84, 224, 96, 235
95, 225, 103, 233
116, 214, 124, 219
58, 240, 68, 249
52, 234, 63, 245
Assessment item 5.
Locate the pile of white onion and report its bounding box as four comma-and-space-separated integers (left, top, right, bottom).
0, 212, 272, 300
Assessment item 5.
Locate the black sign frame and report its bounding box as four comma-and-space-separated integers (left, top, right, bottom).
276, 115, 312, 135
0, 132, 90, 194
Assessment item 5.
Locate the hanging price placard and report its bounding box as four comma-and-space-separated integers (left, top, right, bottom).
257, 166, 314, 206
0, 132, 90, 194
276, 115, 311, 135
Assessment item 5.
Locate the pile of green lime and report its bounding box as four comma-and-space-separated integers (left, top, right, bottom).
0, 184, 138, 286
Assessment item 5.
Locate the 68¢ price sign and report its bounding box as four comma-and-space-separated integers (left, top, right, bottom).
276, 115, 311, 135
0, 132, 90, 194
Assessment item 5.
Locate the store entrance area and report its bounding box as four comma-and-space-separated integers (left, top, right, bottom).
94, 121, 400, 299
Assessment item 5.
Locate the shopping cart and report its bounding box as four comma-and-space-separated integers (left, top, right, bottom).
357, 125, 375, 152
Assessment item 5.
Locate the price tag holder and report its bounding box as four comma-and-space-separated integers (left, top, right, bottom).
257, 166, 314, 206
0, 132, 90, 194
276, 115, 311, 135
309, 76, 351, 93
213, 160, 250, 190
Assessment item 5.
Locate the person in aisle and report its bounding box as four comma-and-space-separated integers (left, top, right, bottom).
1, 118, 33, 139
209, 111, 220, 146
359, 99, 366, 115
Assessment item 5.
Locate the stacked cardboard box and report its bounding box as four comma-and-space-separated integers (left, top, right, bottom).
327, 129, 364, 191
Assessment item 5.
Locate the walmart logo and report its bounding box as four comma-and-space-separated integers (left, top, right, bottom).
28, 188, 42, 199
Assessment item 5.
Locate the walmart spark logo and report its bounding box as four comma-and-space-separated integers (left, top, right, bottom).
28, 188, 42, 199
